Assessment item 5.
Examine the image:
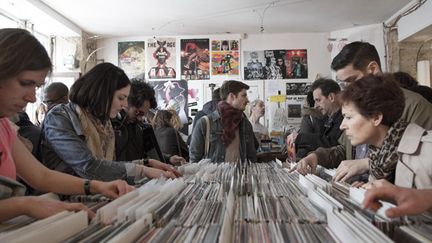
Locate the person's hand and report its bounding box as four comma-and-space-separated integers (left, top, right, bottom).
149, 159, 182, 177
289, 153, 318, 175
23, 196, 94, 219
140, 165, 177, 179
91, 180, 135, 199
360, 179, 392, 190
334, 158, 369, 182
351, 181, 365, 188
286, 132, 298, 148
169, 155, 187, 165
363, 186, 432, 218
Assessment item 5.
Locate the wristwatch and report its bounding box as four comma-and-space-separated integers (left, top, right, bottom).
83, 179, 92, 195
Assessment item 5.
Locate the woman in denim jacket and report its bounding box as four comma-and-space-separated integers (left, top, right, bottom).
41, 63, 180, 183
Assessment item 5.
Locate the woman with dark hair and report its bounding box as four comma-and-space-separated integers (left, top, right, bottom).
335, 74, 432, 189
0, 28, 133, 222
41, 63, 180, 183
153, 110, 189, 161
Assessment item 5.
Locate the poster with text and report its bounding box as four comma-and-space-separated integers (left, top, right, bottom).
285, 49, 308, 79
286, 96, 305, 123
243, 50, 265, 80
211, 40, 240, 76
146, 38, 177, 80
149, 80, 189, 134
118, 41, 145, 79
180, 39, 210, 80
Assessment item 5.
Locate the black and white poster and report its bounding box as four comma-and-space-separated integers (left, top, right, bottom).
243, 51, 265, 80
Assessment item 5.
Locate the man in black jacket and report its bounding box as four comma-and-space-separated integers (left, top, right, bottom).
287, 78, 343, 159
112, 80, 186, 165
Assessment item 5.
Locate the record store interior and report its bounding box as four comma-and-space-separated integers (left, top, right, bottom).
1, 0, 432, 242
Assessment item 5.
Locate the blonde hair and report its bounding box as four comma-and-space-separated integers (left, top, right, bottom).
34, 103, 47, 126
152, 109, 182, 130
249, 99, 263, 116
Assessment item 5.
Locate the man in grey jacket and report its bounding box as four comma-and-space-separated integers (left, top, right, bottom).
189, 80, 258, 163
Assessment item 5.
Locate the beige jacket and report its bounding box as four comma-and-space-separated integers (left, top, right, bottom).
395, 123, 432, 189
315, 88, 432, 167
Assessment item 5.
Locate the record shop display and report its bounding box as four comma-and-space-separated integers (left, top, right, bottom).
0, 160, 431, 242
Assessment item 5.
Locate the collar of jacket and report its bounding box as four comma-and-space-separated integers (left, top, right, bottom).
398, 123, 426, 154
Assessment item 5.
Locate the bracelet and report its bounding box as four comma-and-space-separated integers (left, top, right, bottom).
83, 179, 92, 195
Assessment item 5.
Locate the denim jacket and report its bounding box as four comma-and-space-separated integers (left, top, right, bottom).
41, 103, 139, 182
189, 109, 257, 163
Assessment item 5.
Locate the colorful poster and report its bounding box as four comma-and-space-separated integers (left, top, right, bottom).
285, 49, 308, 79
149, 80, 189, 134
146, 38, 176, 80
118, 41, 145, 79
180, 39, 210, 80
244, 51, 265, 80
211, 40, 240, 76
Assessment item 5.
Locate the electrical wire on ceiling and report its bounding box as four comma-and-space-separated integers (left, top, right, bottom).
253, 1, 280, 33
149, 0, 308, 34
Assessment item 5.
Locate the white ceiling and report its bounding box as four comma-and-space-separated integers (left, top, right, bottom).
40, 0, 411, 37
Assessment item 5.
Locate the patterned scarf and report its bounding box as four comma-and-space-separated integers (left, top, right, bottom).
218, 101, 244, 146
368, 119, 408, 183
76, 106, 115, 160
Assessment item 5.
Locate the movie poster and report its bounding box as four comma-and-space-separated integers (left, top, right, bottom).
243, 51, 265, 80
146, 38, 176, 80
285, 49, 308, 79
263, 50, 288, 79
149, 80, 189, 134
180, 39, 210, 80
118, 41, 145, 79
211, 40, 240, 76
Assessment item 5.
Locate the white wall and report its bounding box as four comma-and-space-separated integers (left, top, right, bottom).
397, 0, 432, 41
98, 32, 332, 101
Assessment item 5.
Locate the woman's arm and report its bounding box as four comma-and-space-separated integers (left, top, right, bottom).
14, 137, 134, 197
0, 196, 93, 222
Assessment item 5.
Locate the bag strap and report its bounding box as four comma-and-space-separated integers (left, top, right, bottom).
175, 130, 182, 157
203, 116, 210, 158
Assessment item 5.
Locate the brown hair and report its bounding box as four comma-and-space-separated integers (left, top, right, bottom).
220, 80, 249, 100
152, 110, 173, 128
0, 28, 52, 82
340, 74, 404, 126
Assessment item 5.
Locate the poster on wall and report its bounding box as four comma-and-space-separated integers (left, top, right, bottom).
286, 96, 305, 123
180, 39, 210, 80
118, 41, 145, 79
243, 51, 265, 80
211, 40, 240, 76
149, 80, 189, 134
286, 82, 310, 95
146, 38, 177, 80
263, 50, 287, 79
285, 49, 308, 79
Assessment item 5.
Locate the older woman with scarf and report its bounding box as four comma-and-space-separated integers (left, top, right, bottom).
335, 74, 432, 189
41, 63, 180, 184
189, 80, 258, 163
